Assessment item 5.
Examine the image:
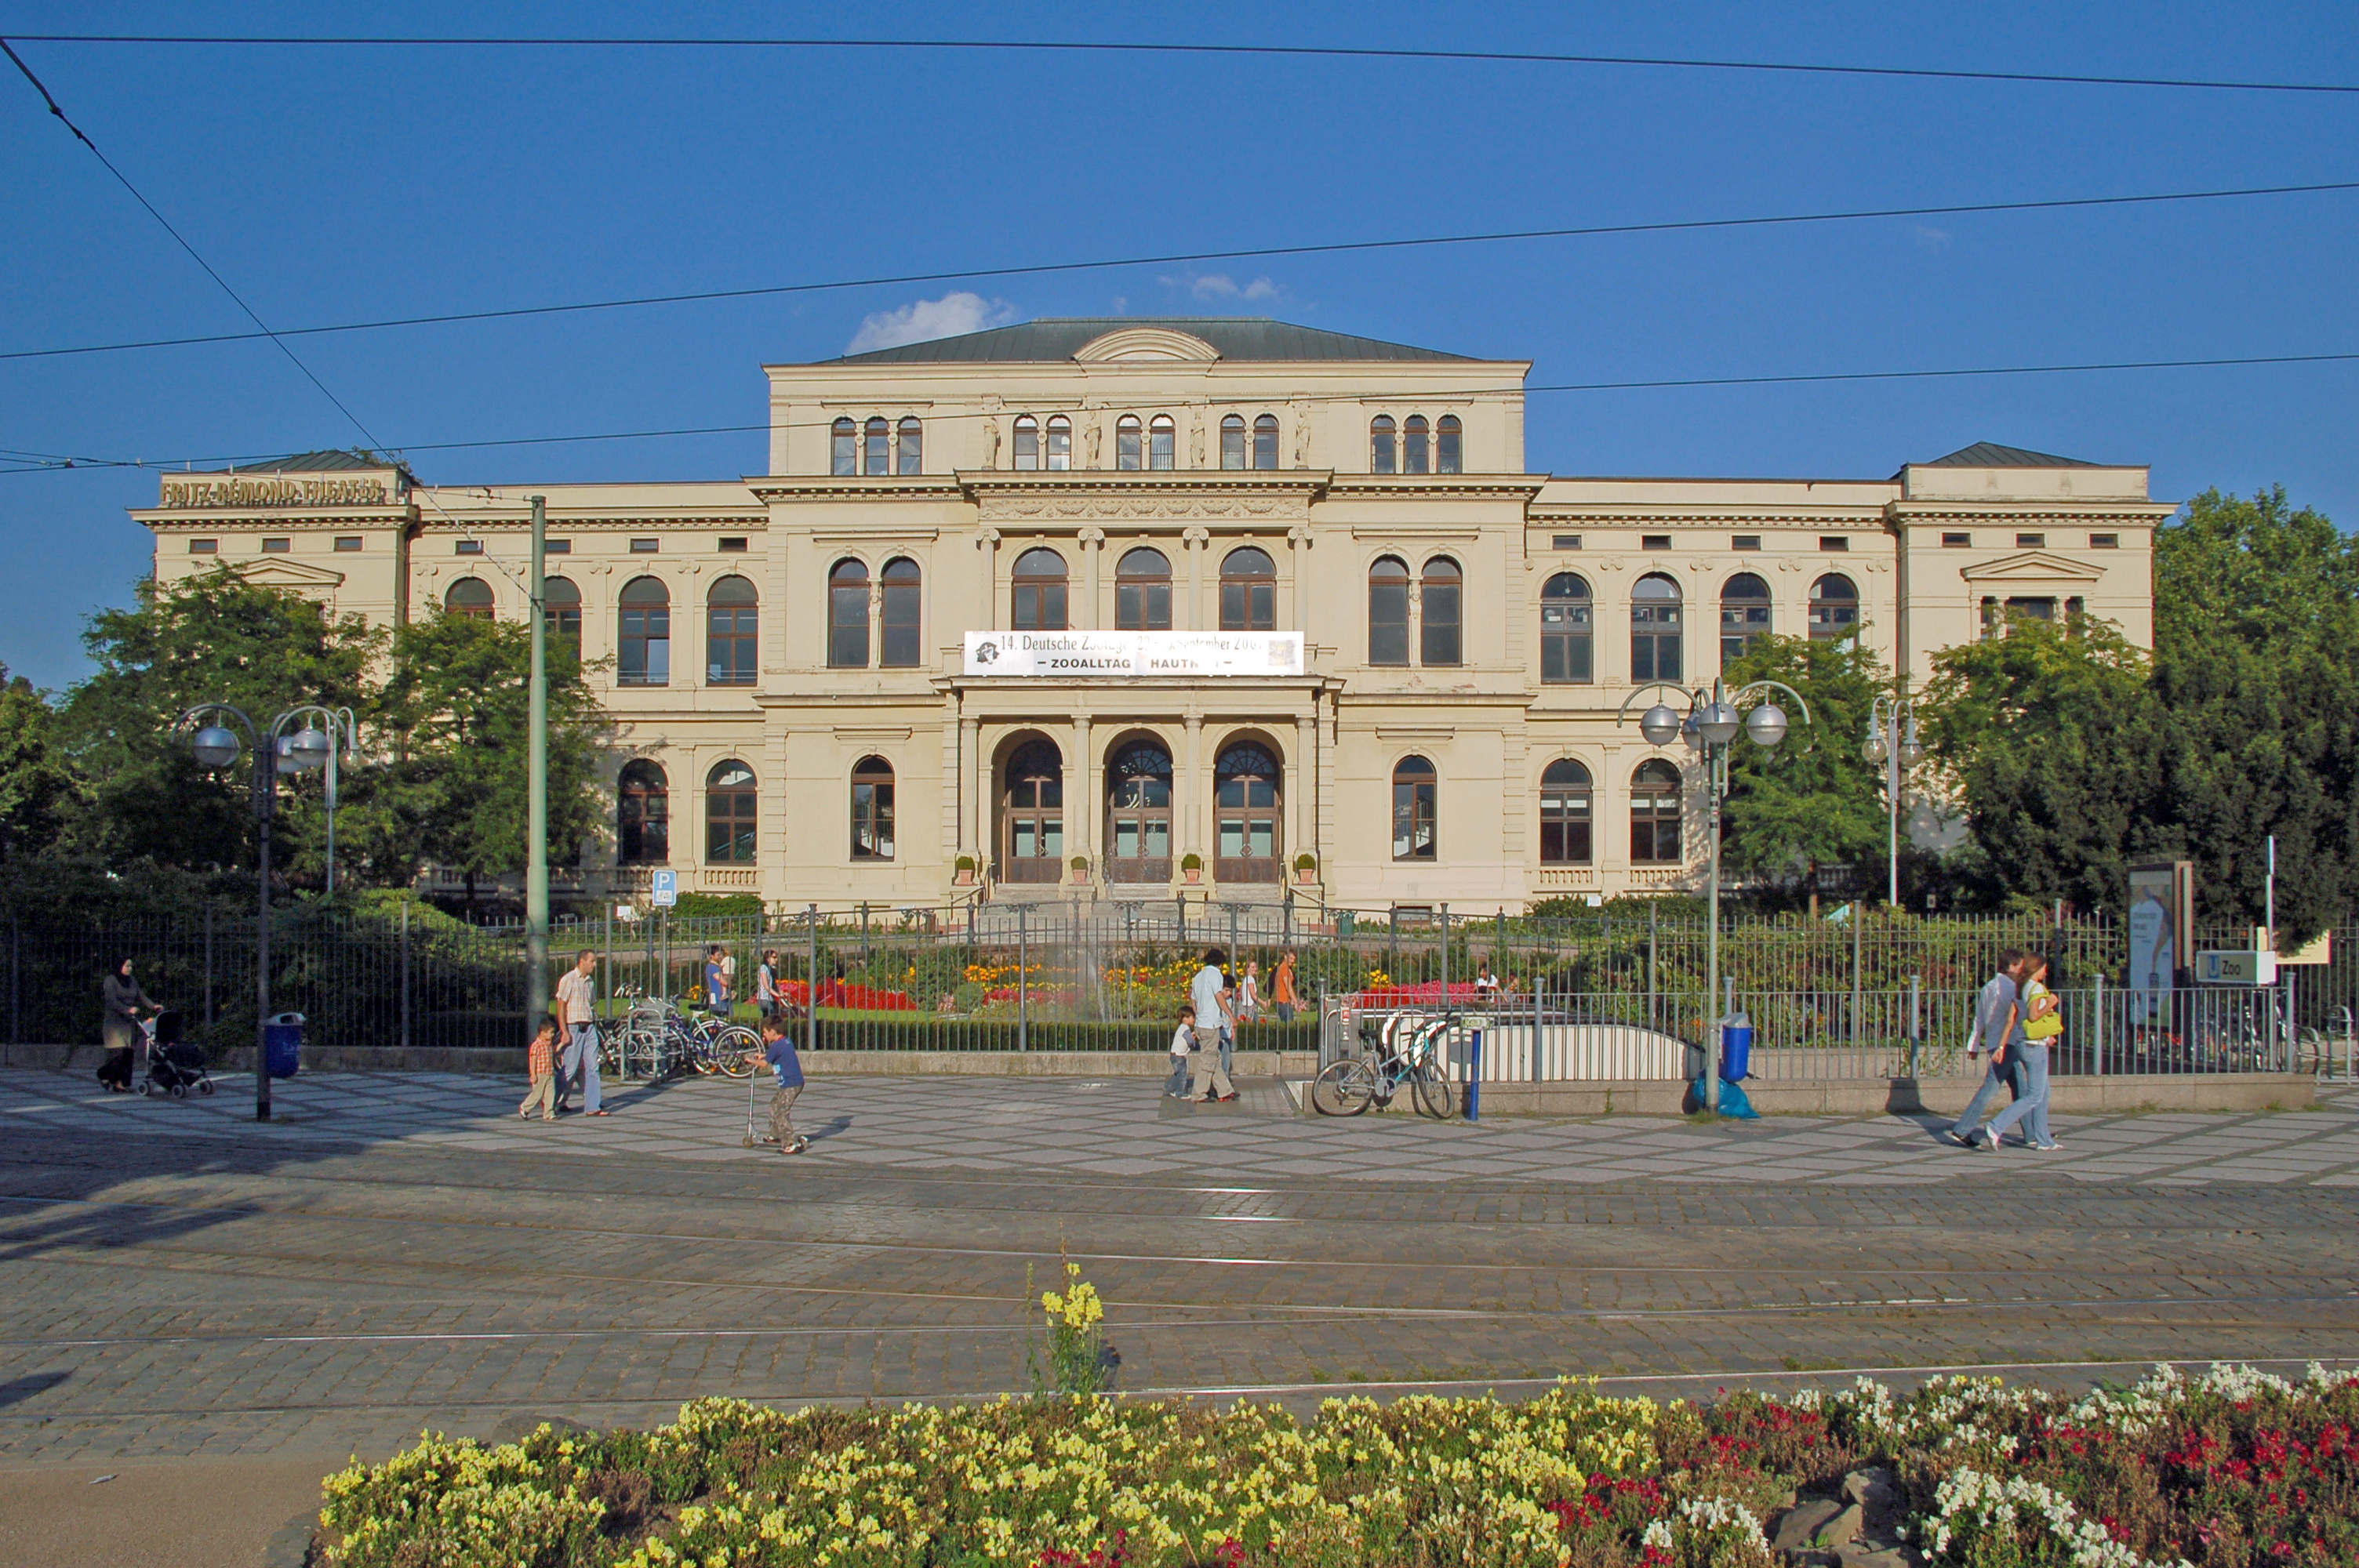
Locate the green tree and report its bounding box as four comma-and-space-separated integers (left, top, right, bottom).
0, 668, 73, 860
1718, 632, 1892, 897
54, 568, 380, 872
340, 607, 608, 906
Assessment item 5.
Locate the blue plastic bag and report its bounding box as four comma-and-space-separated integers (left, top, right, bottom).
1684, 1075, 1761, 1119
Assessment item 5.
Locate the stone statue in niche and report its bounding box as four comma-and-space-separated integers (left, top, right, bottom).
981, 415, 1000, 470
1292, 402, 1310, 468
1189, 412, 1205, 468
1085, 418, 1103, 469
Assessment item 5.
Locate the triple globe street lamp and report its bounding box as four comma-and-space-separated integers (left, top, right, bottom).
179, 702, 359, 1122
1862, 696, 1925, 909
1618, 677, 1812, 1114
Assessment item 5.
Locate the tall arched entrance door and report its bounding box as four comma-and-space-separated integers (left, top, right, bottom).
1000, 739, 1064, 883
1104, 739, 1173, 884
1215, 740, 1282, 884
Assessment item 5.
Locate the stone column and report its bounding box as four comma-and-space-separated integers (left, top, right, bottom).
1295, 712, 1318, 879
1070, 713, 1094, 882
1286, 525, 1312, 644
957, 714, 980, 856
972, 721, 991, 876
1183, 525, 1210, 631
1079, 527, 1105, 630
977, 529, 1001, 632
1180, 713, 1204, 871
761, 724, 791, 907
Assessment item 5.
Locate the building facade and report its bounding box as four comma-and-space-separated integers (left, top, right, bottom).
134, 318, 2172, 912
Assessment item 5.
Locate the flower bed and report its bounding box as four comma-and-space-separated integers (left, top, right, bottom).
314, 1361, 2359, 1568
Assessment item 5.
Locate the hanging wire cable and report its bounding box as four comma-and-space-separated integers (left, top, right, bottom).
5, 178, 2354, 364
7, 31, 2357, 96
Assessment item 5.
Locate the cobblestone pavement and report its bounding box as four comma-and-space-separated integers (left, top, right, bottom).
0, 1069, 2354, 1471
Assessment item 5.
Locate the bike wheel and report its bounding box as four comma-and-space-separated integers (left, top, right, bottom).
1412, 1061, 1458, 1120
1310, 1058, 1376, 1116
715, 1025, 761, 1079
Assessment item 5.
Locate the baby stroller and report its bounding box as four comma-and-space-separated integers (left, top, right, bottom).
139, 1009, 213, 1098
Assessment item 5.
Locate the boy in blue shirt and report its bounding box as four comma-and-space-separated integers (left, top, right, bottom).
760, 1009, 809, 1155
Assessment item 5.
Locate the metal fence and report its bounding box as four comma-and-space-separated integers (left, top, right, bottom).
6, 900, 2354, 1080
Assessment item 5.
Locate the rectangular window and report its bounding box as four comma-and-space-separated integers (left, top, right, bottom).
544, 538, 571, 554
188, 538, 217, 554
630, 538, 660, 554
262, 537, 291, 553
2005, 596, 2056, 622
334, 536, 363, 552
2089, 533, 2119, 549
1539, 604, 1593, 684
1550, 535, 1582, 550
455, 539, 482, 555
2017, 532, 2046, 549
1732, 535, 1761, 551
718, 536, 747, 552
1641, 535, 1671, 551
1819, 535, 1849, 552
1941, 532, 1972, 548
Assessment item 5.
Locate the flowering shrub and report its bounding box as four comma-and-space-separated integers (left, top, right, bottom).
313, 1363, 2359, 1568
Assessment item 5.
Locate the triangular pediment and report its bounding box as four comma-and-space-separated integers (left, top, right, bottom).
1956, 550, 2106, 584
224, 557, 348, 589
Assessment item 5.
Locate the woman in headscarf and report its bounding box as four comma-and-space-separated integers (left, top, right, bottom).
99, 956, 156, 1091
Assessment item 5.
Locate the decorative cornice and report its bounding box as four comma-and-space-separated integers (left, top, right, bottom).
980, 493, 1314, 524
743, 475, 966, 502
1324, 476, 1544, 501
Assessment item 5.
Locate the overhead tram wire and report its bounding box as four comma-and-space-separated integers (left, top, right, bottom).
0, 39, 529, 582
7, 32, 2358, 96
5, 178, 2356, 364
5, 347, 2353, 477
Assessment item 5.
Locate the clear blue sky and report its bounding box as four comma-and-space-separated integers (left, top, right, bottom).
3, 1, 2353, 691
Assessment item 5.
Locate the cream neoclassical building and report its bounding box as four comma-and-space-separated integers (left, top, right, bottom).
134, 317, 2171, 913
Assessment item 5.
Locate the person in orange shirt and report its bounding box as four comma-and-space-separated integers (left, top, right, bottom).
1272, 951, 1301, 1023
517, 1015, 559, 1122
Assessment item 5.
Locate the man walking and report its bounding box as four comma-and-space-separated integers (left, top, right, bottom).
554, 949, 609, 1117
1187, 947, 1238, 1102
1945, 949, 2025, 1148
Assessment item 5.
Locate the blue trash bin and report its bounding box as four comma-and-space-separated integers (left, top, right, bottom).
1719, 1013, 1754, 1081
264, 1011, 304, 1080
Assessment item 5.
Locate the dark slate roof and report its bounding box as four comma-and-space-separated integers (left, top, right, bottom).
829, 318, 1476, 365
227, 449, 396, 473
1921, 441, 2100, 469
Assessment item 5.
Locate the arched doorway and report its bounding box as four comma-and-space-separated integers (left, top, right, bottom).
1000, 739, 1064, 883
1214, 739, 1281, 883
1104, 739, 1173, 883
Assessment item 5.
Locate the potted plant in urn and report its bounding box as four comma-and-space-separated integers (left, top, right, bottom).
1180, 851, 1204, 885
1069, 854, 1090, 885
1292, 851, 1318, 885
953, 855, 977, 887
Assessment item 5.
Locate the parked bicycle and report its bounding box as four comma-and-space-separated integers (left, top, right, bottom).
1310, 1011, 1458, 1118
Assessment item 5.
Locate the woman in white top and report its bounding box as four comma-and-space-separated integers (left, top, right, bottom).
1237, 960, 1261, 1023
755, 949, 780, 1010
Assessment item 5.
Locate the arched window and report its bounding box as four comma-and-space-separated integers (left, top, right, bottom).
707, 575, 758, 685
831, 417, 856, 476
1105, 739, 1172, 882
1631, 759, 1682, 863
1216, 740, 1283, 882
706, 760, 757, 863
1115, 546, 1172, 631
541, 575, 581, 649
827, 558, 870, 668
1720, 572, 1772, 665
880, 557, 921, 667
1539, 572, 1592, 684
618, 759, 668, 864
1219, 414, 1246, 470
1013, 415, 1040, 470
1437, 414, 1463, 474
444, 576, 495, 622
896, 416, 922, 476
1148, 414, 1175, 470
1392, 756, 1437, 861
1368, 556, 1411, 666
618, 577, 670, 686
1252, 413, 1279, 470
863, 416, 889, 476
1369, 415, 1397, 474
1045, 414, 1072, 471
1809, 573, 1859, 641
1219, 546, 1277, 630
1630, 573, 1682, 684
1115, 415, 1143, 470
850, 756, 894, 860
1012, 547, 1068, 630
1404, 415, 1430, 474
1540, 759, 1594, 865
1001, 739, 1063, 882
1421, 556, 1463, 666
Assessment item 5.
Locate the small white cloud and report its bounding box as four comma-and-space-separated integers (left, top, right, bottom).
1160, 273, 1281, 303
1240, 277, 1278, 299
1911, 225, 1953, 252
846, 291, 1017, 353
1110, 296, 1127, 314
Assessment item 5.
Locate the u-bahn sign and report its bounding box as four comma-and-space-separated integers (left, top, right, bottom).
962, 630, 1304, 678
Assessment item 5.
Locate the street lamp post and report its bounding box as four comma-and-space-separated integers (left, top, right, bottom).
1619, 676, 1812, 1114
179, 702, 341, 1121
1861, 696, 1923, 908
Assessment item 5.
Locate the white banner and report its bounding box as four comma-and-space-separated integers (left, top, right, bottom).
963, 630, 1304, 677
